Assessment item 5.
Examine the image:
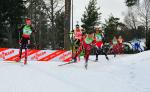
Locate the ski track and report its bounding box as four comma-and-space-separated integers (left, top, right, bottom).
0, 51, 150, 92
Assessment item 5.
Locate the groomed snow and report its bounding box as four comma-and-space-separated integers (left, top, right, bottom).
0, 51, 150, 92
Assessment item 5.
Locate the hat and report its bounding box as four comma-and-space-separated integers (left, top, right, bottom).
95, 27, 102, 32
87, 30, 94, 34
76, 24, 79, 28
25, 18, 31, 22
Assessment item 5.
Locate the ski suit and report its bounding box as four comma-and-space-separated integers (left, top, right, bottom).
118, 36, 124, 54
18, 25, 34, 61
73, 29, 82, 49
73, 34, 95, 62
110, 37, 119, 55
94, 33, 108, 60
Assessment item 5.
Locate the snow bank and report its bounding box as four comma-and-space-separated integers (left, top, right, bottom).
0, 51, 150, 92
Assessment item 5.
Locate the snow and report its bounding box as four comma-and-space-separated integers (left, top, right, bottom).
0, 51, 150, 92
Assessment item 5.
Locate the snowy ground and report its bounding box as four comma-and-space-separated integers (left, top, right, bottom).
0, 51, 150, 92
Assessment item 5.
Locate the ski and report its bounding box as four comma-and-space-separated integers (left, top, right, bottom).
3, 61, 24, 64
58, 61, 76, 66
88, 59, 97, 62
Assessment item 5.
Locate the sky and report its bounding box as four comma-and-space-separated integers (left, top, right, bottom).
72, 0, 127, 28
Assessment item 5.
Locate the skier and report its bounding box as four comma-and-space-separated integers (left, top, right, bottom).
117, 35, 124, 54
72, 31, 95, 69
134, 40, 143, 52
16, 18, 35, 64
73, 24, 83, 50
72, 24, 83, 61
110, 36, 118, 57
94, 27, 109, 62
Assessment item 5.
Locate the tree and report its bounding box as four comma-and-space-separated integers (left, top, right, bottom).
26, 0, 49, 49
124, 7, 138, 30
43, 0, 64, 49
136, 25, 145, 39
146, 29, 150, 50
38, 0, 65, 50
64, 0, 71, 50
54, 12, 65, 49
125, 0, 140, 6
135, 0, 150, 49
126, 0, 150, 50
81, 0, 101, 33
103, 16, 122, 42
124, 7, 145, 40
0, 0, 67, 49
137, 0, 150, 37
0, 0, 26, 47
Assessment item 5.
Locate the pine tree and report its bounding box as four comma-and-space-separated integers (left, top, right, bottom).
0, 0, 26, 47
54, 12, 65, 49
125, 0, 139, 6
26, 0, 49, 49
103, 16, 122, 42
146, 29, 150, 50
81, 0, 101, 33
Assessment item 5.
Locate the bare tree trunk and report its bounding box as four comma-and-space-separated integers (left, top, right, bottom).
64, 0, 71, 50
51, 0, 55, 49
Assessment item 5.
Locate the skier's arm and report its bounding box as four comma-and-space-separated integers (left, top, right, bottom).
73, 30, 76, 40
18, 25, 24, 43
31, 25, 36, 33
28, 40, 30, 44
93, 36, 97, 44
18, 25, 24, 34
101, 33, 106, 43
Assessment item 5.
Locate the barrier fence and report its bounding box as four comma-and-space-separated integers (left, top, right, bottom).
0, 48, 72, 62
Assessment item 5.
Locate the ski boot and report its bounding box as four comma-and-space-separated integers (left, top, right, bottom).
73, 58, 77, 63
85, 60, 88, 70
24, 55, 27, 65
24, 60, 27, 65
95, 58, 98, 62
106, 56, 109, 61
16, 57, 21, 62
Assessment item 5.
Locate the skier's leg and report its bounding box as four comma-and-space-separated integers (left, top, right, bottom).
73, 45, 83, 62
19, 44, 23, 58
74, 39, 80, 50
17, 41, 23, 62
116, 44, 119, 54
113, 50, 117, 56
24, 44, 28, 65
111, 45, 115, 57
84, 50, 91, 69
95, 47, 99, 61
121, 43, 124, 54
101, 48, 109, 60
121, 44, 124, 54
84, 44, 92, 69
85, 50, 90, 61
140, 47, 143, 52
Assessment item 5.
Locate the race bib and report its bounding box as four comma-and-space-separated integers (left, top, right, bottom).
23, 25, 32, 36
95, 34, 102, 41
85, 37, 93, 44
